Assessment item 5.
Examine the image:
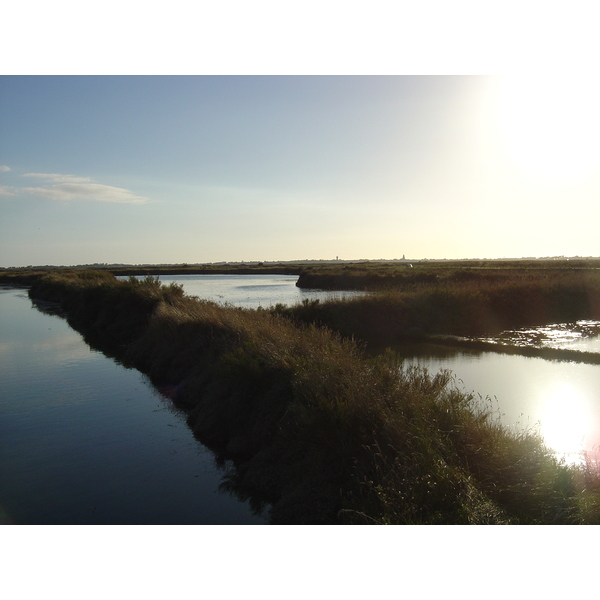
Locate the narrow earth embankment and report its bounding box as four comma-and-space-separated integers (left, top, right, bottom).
27, 271, 600, 524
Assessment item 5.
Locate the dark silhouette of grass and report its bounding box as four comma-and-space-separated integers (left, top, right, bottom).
281, 268, 600, 349
26, 270, 600, 524
295, 259, 600, 292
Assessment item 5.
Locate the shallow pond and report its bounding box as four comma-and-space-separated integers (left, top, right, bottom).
0, 288, 266, 524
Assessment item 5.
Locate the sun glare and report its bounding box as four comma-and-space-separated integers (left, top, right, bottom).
539, 383, 592, 464
494, 75, 600, 182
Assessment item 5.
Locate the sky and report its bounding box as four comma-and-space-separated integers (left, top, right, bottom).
1, 74, 599, 267
2, 2, 599, 587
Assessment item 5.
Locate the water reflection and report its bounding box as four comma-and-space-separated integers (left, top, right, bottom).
403, 346, 600, 465
0, 288, 266, 524
119, 274, 368, 308
475, 320, 600, 353
539, 383, 594, 464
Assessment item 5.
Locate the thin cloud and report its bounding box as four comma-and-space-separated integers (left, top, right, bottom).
22, 183, 148, 204
19, 172, 149, 204
0, 186, 17, 196
0, 165, 11, 172
22, 172, 93, 183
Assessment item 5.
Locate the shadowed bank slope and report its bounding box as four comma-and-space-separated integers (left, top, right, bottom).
28, 271, 600, 524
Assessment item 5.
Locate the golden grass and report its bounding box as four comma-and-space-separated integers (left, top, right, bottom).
27, 270, 600, 524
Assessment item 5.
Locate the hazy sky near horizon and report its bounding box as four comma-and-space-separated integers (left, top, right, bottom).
1, 75, 599, 267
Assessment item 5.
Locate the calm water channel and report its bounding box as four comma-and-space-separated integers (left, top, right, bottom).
2, 275, 599, 524
0, 287, 266, 524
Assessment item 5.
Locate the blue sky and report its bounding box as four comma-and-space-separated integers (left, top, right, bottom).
1, 75, 599, 267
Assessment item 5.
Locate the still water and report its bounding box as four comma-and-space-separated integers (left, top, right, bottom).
0, 288, 266, 524
474, 320, 600, 353
119, 273, 367, 308
400, 334, 600, 465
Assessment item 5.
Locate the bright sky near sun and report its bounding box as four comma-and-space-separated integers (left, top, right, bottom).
1, 74, 599, 267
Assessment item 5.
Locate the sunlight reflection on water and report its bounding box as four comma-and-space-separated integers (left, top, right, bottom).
475, 320, 600, 353
538, 383, 594, 465
404, 348, 600, 466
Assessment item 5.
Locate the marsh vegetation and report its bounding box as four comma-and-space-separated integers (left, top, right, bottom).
24, 266, 600, 524
287, 262, 600, 347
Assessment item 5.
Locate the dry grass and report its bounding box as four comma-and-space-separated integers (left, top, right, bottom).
28, 270, 600, 524
279, 268, 600, 346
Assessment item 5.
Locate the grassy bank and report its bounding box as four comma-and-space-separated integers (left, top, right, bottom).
296, 259, 600, 291
28, 271, 600, 524
106, 265, 303, 277
0, 263, 302, 281
0, 269, 55, 287
283, 268, 600, 348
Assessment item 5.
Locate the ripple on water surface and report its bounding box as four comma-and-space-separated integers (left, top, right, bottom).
477, 320, 600, 353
